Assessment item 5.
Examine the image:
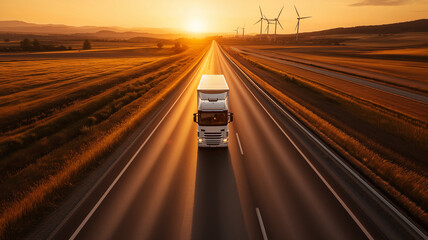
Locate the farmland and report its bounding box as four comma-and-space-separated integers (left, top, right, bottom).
0, 41, 209, 238
221, 33, 428, 226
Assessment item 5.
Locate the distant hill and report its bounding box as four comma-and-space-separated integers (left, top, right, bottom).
71, 30, 182, 40
311, 19, 428, 35
0, 21, 120, 34
0, 20, 182, 38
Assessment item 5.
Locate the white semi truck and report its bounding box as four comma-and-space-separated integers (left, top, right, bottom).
193, 75, 234, 147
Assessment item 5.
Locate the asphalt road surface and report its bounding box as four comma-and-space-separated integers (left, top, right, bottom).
231, 46, 428, 104
44, 41, 427, 240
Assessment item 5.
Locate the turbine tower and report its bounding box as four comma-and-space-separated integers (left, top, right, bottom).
263, 6, 283, 41
294, 5, 311, 41
264, 16, 274, 35
273, 6, 284, 42
242, 25, 245, 38
254, 6, 265, 40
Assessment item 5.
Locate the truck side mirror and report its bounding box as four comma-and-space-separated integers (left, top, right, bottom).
193, 113, 198, 123
229, 112, 234, 123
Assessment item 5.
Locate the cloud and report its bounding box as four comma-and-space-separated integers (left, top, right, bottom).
350, 0, 410, 6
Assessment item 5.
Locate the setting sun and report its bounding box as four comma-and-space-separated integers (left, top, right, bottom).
187, 19, 204, 33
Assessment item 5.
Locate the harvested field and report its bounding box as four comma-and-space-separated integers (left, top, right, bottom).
223, 45, 428, 227
234, 50, 428, 122
0, 45, 178, 60
0, 41, 209, 239
235, 33, 428, 91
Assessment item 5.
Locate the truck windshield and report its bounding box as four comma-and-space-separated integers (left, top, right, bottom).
199, 111, 228, 126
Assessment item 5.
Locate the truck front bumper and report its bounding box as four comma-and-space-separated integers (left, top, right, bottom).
197, 138, 229, 148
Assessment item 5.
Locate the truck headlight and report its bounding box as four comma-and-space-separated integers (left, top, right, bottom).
198, 138, 203, 143
222, 138, 229, 143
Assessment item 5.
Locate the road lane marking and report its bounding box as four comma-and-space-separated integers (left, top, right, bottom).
222, 46, 428, 240
256, 208, 268, 240
232, 47, 428, 105
221, 47, 375, 240
236, 132, 244, 155
67, 48, 209, 240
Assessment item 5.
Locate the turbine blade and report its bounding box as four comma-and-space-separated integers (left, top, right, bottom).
278, 6, 284, 18
294, 5, 300, 18
278, 20, 283, 30
259, 6, 263, 17
254, 19, 261, 25
295, 21, 299, 31
301, 16, 312, 19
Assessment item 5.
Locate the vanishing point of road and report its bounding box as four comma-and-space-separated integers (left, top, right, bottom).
37, 41, 427, 240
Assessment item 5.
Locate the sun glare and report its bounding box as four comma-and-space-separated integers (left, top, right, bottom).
187, 19, 204, 33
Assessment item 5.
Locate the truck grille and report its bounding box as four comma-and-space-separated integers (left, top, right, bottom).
204, 132, 222, 145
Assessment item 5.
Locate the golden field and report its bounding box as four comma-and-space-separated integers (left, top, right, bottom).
0, 41, 209, 239
222, 36, 428, 227
226, 33, 428, 92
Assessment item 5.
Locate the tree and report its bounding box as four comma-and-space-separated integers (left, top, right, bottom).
172, 41, 188, 53
157, 42, 164, 49
174, 41, 181, 49
83, 39, 91, 50
20, 38, 32, 51
32, 39, 41, 50
172, 41, 182, 53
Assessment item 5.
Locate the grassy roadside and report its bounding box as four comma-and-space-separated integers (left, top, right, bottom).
234, 51, 427, 163
238, 48, 428, 94
0, 44, 209, 239
240, 51, 427, 126
222, 47, 428, 227
0, 55, 195, 177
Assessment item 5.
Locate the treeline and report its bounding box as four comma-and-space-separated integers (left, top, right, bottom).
0, 39, 92, 52
172, 41, 188, 53
156, 40, 188, 53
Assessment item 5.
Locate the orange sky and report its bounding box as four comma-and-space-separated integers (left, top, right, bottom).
0, 0, 427, 34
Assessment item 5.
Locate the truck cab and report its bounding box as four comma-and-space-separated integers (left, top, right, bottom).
193, 75, 233, 147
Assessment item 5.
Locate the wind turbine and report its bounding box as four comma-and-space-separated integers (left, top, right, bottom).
234, 27, 239, 37
273, 6, 284, 42
242, 24, 246, 38
264, 16, 274, 35
254, 6, 265, 40
263, 6, 283, 41
294, 5, 311, 41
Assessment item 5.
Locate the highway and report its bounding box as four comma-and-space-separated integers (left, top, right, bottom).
231, 46, 428, 104
230, 46, 428, 123
42, 41, 427, 240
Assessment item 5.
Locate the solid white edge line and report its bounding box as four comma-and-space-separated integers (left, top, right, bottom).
220, 47, 375, 240
233, 47, 427, 105
236, 132, 244, 155
256, 208, 268, 240
48, 107, 163, 239
222, 46, 428, 240
68, 49, 207, 240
